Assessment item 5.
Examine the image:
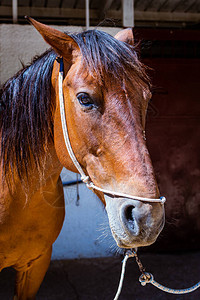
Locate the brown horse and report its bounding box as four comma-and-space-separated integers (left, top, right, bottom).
0, 18, 165, 299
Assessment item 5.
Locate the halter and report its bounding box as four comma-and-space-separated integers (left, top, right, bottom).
58, 57, 166, 205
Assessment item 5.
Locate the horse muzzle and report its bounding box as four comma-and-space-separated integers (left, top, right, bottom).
104, 194, 165, 248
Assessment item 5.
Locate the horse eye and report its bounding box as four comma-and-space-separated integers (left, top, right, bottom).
76, 93, 94, 108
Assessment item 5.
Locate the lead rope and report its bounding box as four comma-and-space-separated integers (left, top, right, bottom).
114, 249, 200, 299
58, 57, 166, 205
113, 250, 136, 300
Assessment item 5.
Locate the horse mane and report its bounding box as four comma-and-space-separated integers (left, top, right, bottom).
69, 29, 150, 87
0, 29, 149, 181
0, 49, 57, 180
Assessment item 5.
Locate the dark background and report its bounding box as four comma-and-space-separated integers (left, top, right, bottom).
134, 28, 200, 251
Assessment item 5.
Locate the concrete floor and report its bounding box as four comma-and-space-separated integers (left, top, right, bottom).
0, 251, 200, 300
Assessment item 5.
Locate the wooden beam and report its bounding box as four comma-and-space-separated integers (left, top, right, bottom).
85, 0, 89, 30
0, 6, 99, 19
122, 0, 134, 27
12, 0, 18, 24
134, 10, 200, 23
1, 6, 200, 24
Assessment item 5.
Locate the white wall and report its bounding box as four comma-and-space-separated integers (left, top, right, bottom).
0, 24, 121, 259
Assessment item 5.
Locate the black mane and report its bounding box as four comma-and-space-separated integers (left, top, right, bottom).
0, 29, 149, 180
0, 49, 57, 179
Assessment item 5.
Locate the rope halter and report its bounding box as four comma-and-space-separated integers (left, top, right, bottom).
58, 57, 166, 205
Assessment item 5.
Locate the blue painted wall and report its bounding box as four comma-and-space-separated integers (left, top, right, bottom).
52, 169, 115, 259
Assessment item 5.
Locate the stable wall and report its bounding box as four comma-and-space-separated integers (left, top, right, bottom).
53, 170, 115, 259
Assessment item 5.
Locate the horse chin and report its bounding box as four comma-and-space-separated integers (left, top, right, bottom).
104, 194, 165, 250
114, 234, 158, 249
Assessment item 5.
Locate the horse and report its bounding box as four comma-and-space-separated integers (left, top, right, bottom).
0, 17, 165, 299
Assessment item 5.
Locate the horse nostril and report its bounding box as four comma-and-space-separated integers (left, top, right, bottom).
124, 205, 135, 223
122, 205, 139, 235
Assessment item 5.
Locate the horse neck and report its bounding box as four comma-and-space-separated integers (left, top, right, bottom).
2, 141, 63, 206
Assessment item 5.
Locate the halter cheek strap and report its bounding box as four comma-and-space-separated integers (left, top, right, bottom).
58, 57, 166, 205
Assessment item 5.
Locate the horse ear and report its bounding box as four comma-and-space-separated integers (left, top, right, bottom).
114, 28, 134, 46
25, 16, 79, 59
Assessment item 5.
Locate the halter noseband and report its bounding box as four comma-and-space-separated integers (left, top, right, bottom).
58, 57, 166, 205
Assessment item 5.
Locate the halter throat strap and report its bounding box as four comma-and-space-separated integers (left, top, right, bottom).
58, 57, 166, 205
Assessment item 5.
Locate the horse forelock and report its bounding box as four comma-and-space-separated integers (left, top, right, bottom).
69, 29, 150, 89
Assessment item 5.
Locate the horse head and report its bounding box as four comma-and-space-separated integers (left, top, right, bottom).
28, 18, 165, 249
